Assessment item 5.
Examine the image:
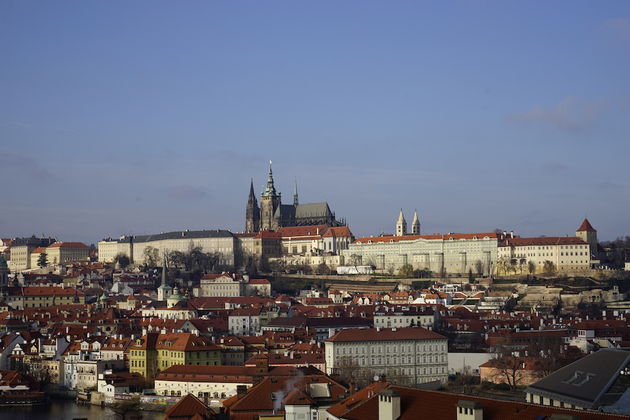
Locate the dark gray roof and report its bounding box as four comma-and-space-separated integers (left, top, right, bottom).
117, 230, 233, 243
294, 202, 332, 219
525, 349, 630, 409
10, 237, 56, 247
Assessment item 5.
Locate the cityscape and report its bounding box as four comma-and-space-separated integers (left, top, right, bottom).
2, 2, 630, 420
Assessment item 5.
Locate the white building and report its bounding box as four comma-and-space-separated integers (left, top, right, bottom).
344, 232, 500, 275
373, 305, 437, 329
228, 307, 262, 336
98, 230, 235, 268
325, 327, 449, 386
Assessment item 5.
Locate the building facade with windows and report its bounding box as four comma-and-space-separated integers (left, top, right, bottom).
344, 233, 499, 275
325, 327, 449, 386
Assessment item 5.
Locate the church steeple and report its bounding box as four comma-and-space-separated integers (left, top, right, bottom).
396, 209, 407, 237
293, 179, 299, 206
411, 210, 420, 235
261, 161, 278, 198
245, 178, 260, 233
157, 254, 172, 301
260, 161, 282, 231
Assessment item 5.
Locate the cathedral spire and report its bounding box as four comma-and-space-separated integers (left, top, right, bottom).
293, 178, 299, 206
262, 160, 278, 198
249, 178, 255, 198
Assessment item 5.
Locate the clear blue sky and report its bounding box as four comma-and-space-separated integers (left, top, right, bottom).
2, 1, 629, 244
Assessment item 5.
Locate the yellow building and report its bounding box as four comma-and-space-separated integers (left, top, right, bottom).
129, 333, 222, 385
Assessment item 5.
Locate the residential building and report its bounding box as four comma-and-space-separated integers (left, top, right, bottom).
129, 333, 222, 385
325, 327, 449, 386
373, 305, 437, 329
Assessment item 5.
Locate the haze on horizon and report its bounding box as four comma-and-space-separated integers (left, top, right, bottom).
1, 1, 630, 245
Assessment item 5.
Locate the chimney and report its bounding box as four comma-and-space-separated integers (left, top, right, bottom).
236, 385, 247, 398
456, 400, 482, 420
378, 389, 400, 420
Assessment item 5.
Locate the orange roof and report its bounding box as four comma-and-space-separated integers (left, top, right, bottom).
577, 218, 596, 232
321, 226, 353, 238
327, 327, 445, 343
501, 236, 586, 247
32, 247, 47, 254
354, 232, 499, 244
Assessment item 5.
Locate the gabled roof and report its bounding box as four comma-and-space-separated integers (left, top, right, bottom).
577, 218, 597, 232
164, 393, 213, 419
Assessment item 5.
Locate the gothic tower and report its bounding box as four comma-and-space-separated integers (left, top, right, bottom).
395, 209, 407, 236
293, 179, 299, 207
245, 179, 260, 233
260, 161, 281, 231
411, 210, 421, 235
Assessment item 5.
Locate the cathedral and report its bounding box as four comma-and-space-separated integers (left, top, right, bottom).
245, 163, 345, 233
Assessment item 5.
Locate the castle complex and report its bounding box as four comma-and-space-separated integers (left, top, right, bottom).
245, 163, 345, 233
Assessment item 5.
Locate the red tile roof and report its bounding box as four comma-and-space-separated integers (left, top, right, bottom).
577, 218, 596, 232
500, 237, 587, 247
48, 242, 89, 248
22, 287, 84, 296
164, 393, 213, 419
339, 385, 630, 420
354, 232, 499, 244
327, 327, 445, 343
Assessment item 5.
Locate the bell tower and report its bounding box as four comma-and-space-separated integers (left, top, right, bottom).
395, 209, 407, 237
260, 161, 281, 231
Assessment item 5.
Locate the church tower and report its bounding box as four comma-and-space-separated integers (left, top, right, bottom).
260, 161, 281, 231
245, 179, 260, 233
411, 210, 420, 235
157, 256, 172, 302
576, 218, 598, 261
395, 209, 407, 236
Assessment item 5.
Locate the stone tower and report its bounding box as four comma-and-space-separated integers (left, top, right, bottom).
411, 210, 420, 235
395, 209, 407, 237
245, 179, 260, 233
576, 218, 598, 260
260, 161, 281, 231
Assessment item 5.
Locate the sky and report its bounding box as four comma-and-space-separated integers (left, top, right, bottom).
1, 1, 630, 244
